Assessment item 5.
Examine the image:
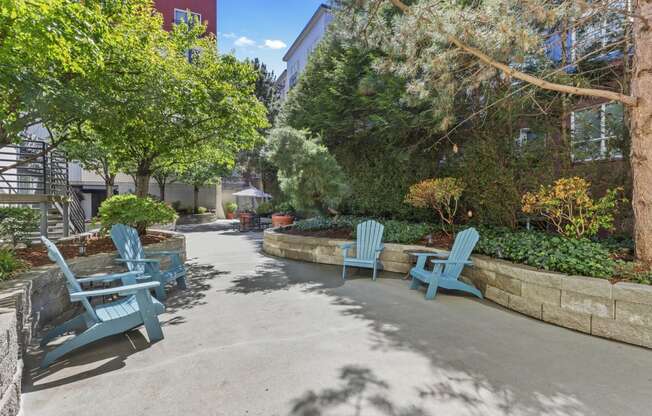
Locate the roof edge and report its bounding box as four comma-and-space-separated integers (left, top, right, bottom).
283, 4, 332, 62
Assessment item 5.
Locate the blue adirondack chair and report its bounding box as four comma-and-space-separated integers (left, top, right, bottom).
340, 220, 385, 280
110, 224, 187, 301
409, 228, 482, 300
39, 237, 165, 368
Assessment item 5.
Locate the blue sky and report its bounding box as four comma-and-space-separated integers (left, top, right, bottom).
218, 0, 326, 77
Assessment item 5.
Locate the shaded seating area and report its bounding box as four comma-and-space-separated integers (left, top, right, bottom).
340, 220, 385, 280
38, 237, 165, 368
111, 224, 187, 301
409, 227, 482, 300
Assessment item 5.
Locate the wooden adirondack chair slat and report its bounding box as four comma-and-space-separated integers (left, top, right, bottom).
409, 228, 482, 300
111, 224, 187, 301
39, 237, 165, 368
340, 220, 385, 280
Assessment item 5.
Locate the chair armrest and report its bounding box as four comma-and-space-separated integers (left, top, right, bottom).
339, 243, 355, 249
145, 250, 182, 257
375, 244, 385, 252
70, 281, 161, 301
76, 271, 143, 285
411, 252, 449, 259
115, 258, 161, 264
430, 259, 473, 266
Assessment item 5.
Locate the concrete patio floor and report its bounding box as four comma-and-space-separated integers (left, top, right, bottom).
22, 230, 652, 416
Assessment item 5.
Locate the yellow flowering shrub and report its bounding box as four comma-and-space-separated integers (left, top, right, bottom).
405, 178, 465, 233
522, 177, 624, 239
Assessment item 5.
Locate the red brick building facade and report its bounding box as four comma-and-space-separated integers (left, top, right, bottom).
153, 0, 217, 35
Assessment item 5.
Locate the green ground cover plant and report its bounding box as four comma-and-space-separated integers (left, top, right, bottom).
286, 217, 632, 280
0, 249, 24, 281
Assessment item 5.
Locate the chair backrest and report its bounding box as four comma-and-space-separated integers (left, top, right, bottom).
355, 220, 384, 260
444, 228, 480, 279
110, 224, 145, 273
41, 237, 97, 320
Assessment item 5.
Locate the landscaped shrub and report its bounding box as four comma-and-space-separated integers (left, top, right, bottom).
96, 195, 177, 235
473, 226, 616, 278
0, 249, 24, 280
225, 202, 238, 214
197, 206, 208, 214
273, 201, 295, 215
266, 127, 349, 214
0, 207, 39, 247
378, 220, 432, 244
293, 216, 355, 232
290, 216, 432, 244
522, 177, 624, 239
405, 178, 464, 234
256, 202, 274, 216
289, 217, 629, 279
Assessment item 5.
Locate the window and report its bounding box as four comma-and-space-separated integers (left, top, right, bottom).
571, 102, 624, 161
571, 0, 631, 62
289, 73, 298, 89
516, 128, 539, 147
174, 9, 201, 26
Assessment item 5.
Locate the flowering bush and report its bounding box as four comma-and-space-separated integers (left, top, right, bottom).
522, 177, 624, 239
404, 178, 465, 234
0, 207, 39, 247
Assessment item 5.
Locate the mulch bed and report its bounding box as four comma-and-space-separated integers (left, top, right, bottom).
15, 232, 171, 268
281, 228, 454, 249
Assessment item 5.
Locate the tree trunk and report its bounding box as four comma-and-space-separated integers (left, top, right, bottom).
631, 1, 652, 264
215, 178, 226, 218
105, 175, 115, 198
193, 185, 199, 214
159, 182, 166, 202
135, 174, 150, 197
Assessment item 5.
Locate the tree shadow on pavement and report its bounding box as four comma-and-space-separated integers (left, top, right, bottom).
225, 258, 345, 295
290, 365, 430, 416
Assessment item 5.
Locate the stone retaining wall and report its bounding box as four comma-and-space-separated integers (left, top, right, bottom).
263, 229, 652, 350
0, 231, 185, 416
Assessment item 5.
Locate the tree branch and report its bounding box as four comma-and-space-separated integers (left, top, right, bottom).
387, 0, 638, 107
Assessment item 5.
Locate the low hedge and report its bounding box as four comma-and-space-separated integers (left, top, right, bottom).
292, 216, 432, 244
285, 217, 628, 279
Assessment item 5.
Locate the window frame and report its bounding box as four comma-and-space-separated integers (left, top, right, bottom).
173, 8, 202, 26
570, 0, 632, 62
570, 101, 624, 162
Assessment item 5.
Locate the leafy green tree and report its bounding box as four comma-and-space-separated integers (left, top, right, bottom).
266, 127, 349, 214
345, 0, 652, 263
238, 58, 280, 191
0, 0, 109, 147
280, 34, 444, 219
152, 160, 179, 202
62, 130, 120, 198
69, 6, 268, 197
179, 159, 230, 214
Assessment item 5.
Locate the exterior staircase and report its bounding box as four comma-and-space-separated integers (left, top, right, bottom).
1, 137, 86, 241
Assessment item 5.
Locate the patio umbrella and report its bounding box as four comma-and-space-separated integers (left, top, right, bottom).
233, 186, 271, 210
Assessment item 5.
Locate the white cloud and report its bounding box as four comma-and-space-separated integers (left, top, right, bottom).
221, 32, 237, 39
234, 36, 256, 47
263, 39, 287, 50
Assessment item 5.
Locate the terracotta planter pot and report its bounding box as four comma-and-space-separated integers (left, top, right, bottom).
272, 214, 294, 228
226, 212, 235, 220
239, 212, 254, 229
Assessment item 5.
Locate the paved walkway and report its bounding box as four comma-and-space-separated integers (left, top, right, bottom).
22, 231, 652, 416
